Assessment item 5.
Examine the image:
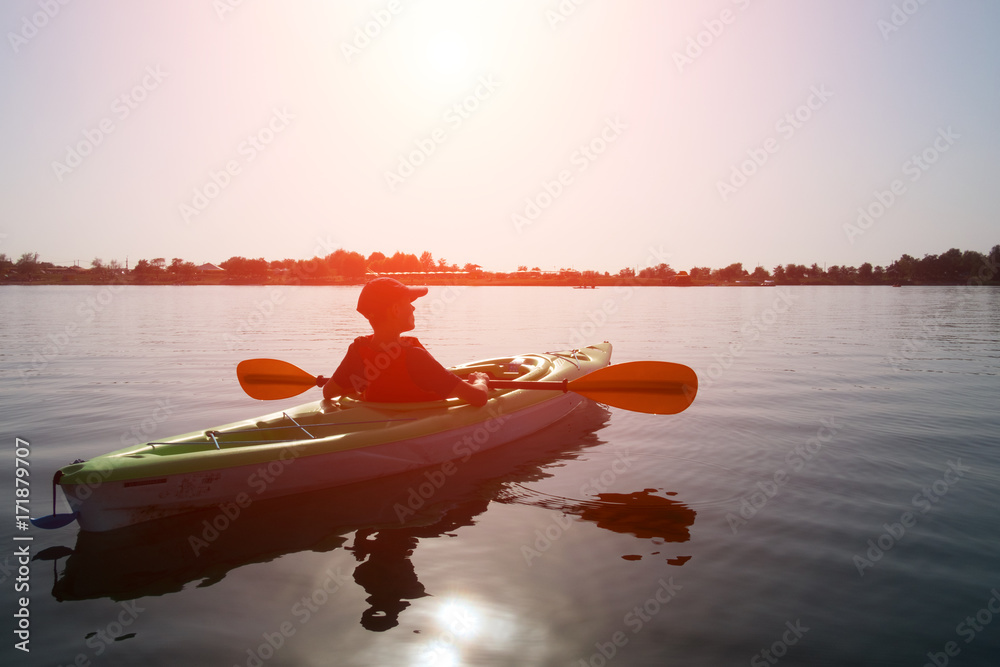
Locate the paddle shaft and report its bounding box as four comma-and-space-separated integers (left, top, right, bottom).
237, 358, 697, 414
487, 379, 569, 392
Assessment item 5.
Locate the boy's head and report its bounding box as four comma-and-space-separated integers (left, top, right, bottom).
357, 278, 427, 329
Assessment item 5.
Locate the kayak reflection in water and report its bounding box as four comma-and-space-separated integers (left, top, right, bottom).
345, 487, 695, 632
317, 277, 489, 406
46, 402, 696, 632
497, 486, 696, 565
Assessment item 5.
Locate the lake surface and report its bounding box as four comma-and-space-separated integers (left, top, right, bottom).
1, 284, 998, 666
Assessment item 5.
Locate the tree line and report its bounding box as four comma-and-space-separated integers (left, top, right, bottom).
2, 244, 997, 285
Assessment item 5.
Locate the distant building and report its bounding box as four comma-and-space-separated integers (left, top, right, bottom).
195, 263, 225, 273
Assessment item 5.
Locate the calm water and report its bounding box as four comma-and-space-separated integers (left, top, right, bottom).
1, 285, 998, 666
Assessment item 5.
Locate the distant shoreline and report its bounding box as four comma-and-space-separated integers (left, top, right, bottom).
2, 277, 996, 288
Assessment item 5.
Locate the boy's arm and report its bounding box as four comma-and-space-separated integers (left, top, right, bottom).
319, 376, 351, 400
321, 342, 363, 400
449, 372, 490, 407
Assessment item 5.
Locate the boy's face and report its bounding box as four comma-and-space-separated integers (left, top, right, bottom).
373, 298, 416, 333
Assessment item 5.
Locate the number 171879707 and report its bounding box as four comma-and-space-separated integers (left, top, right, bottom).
14, 438, 30, 529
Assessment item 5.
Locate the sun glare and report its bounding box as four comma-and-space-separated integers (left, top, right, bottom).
401, 28, 482, 96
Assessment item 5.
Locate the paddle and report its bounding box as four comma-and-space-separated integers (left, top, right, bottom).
237, 359, 697, 415
31, 471, 79, 530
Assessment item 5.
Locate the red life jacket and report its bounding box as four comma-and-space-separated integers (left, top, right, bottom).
354, 336, 446, 403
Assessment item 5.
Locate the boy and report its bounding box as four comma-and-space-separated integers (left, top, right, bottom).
318, 278, 490, 406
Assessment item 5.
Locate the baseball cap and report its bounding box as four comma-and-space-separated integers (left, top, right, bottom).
357, 277, 428, 318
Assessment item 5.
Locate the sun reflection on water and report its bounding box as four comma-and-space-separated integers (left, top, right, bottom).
414, 595, 519, 666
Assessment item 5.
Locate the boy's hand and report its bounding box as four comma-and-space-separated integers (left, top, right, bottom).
467, 372, 490, 386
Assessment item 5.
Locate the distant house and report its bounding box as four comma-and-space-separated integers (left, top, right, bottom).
195, 263, 225, 273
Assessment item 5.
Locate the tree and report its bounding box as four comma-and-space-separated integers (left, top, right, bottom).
639, 263, 675, 280
385, 251, 420, 273
14, 252, 41, 281
419, 251, 435, 271
858, 262, 874, 284
220, 256, 269, 283
132, 258, 165, 283
771, 265, 786, 283
887, 254, 916, 283
90, 257, 113, 282
715, 262, 744, 283
959, 250, 985, 283
750, 266, 770, 282
367, 252, 387, 273
987, 245, 1000, 283
168, 258, 198, 283
784, 264, 807, 283
326, 249, 366, 279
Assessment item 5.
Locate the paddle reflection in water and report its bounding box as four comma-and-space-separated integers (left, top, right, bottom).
45, 401, 697, 633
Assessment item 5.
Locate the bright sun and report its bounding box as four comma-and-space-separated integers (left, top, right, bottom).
424, 31, 471, 84
390, 18, 483, 97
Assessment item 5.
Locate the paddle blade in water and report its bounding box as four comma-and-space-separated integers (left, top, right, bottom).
237, 359, 318, 400
567, 361, 698, 415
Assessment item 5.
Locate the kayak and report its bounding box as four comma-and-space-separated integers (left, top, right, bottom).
53, 342, 614, 532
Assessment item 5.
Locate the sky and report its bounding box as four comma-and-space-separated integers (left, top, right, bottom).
2, 0, 999, 274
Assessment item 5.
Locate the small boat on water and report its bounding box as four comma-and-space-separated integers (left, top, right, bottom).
39, 342, 697, 532
45, 344, 625, 532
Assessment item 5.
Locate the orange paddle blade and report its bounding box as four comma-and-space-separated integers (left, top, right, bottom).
567, 361, 698, 415
237, 359, 318, 400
